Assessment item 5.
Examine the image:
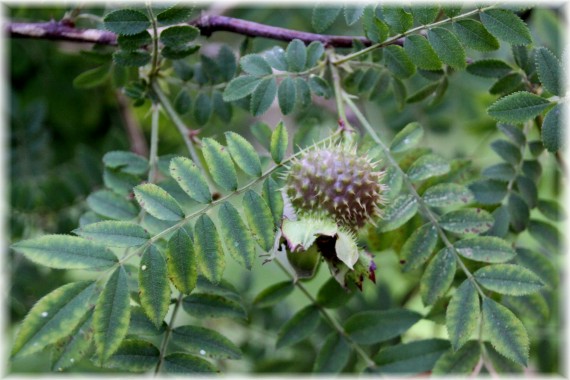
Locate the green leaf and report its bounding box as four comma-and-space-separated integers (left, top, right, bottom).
407, 153, 450, 182
242, 190, 275, 251
485, 205, 510, 238
480, 9, 532, 45
139, 246, 171, 327
373, 339, 450, 374
262, 177, 284, 227
263, 46, 288, 71
535, 47, 561, 95
194, 214, 225, 284
193, 92, 212, 126
498, 123, 526, 145
363, 6, 389, 43
117, 31, 152, 51
427, 27, 466, 69
240, 54, 273, 76
166, 229, 197, 295
466, 59, 512, 77
475, 264, 543, 296
306, 41, 325, 68
503, 293, 549, 324
439, 208, 494, 235
432, 341, 481, 374
218, 202, 256, 270
250, 77, 277, 116
404, 35, 442, 70
314, 332, 350, 373
377, 194, 418, 232
51, 310, 93, 371
401, 223, 438, 272
286, 39, 307, 72
317, 277, 353, 308
406, 82, 439, 103
174, 89, 191, 114
528, 219, 561, 252
217, 45, 236, 81
276, 305, 320, 349
469, 179, 508, 205
94, 266, 131, 364
202, 138, 238, 191
160, 25, 199, 47
162, 353, 217, 373
169, 157, 212, 204
537, 199, 565, 221
156, 5, 194, 26
516, 176, 537, 208
454, 237, 516, 263
490, 73, 525, 95
344, 5, 365, 25
491, 140, 521, 166
411, 5, 440, 25
392, 76, 407, 110
12, 235, 118, 270
446, 280, 479, 351
134, 183, 184, 221
384, 45, 416, 79
443, 5, 462, 18
522, 159, 542, 180
482, 297, 529, 366
453, 19, 500, 51
390, 122, 424, 153
172, 325, 241, 359
295, 77, 312, 108
277, 77, 296, 115
484, 342, 524, 374
113, 50, 151, 67
420, 247, 456, 305
382, 7, 413, 34
254, 281, 294, 308
423, 183, 474, 207
270, 121, 288, 164
344, 309, 422, 344
225, 132, 262, 177
482, 163, 516, 181
508, 193, 530, 232
12, 281, 95, 357
542, 103, 562, 152
73, 221, 149, 247
87, 190, 138, 220
223, 76, 261, 102
182, 293, 246, 320
73, 65, 111, 89
103, 151, 148, 175
104, 339, 159, 372
312, 5, 342, 33
103, 9, 150, 36
128, 306, 166, 337
308, 75, 332, 98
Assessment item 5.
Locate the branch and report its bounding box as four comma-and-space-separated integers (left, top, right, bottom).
6, 15, 379, 48
189, 14, 373, 47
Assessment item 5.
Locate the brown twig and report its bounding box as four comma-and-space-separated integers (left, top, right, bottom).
6, 14, 378, 48
116, 91, 148, 157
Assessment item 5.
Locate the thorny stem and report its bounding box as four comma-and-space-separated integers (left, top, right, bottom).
146, 3, 160, 77
328, 51, 351, 132
154, 293, 184, 375
333, 5, 497, 65
342, 92, 487, 298
274, 260, 377, 369
147, 104, 160, 183
150, 81, 209, 179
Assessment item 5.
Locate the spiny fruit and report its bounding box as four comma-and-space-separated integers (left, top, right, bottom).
285, 144, 386, 229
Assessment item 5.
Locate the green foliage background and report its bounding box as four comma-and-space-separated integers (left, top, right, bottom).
7, 3, 565, 375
